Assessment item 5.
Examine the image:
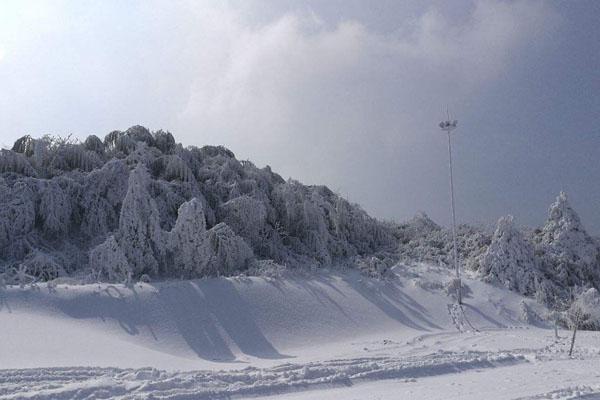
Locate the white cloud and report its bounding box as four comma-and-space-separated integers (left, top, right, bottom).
0, 0, 560, 223
171, 1, 558, 212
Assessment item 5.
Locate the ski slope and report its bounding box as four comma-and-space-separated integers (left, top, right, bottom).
1, 263, 599, 399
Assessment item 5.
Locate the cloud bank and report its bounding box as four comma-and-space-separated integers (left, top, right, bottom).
0, 0, 560, 225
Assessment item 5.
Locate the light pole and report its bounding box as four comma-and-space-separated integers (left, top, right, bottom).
439, 116, 461, 305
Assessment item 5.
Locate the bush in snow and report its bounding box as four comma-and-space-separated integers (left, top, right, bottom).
21, 251, 66, 281
396, 214, 491, 271
356, 255, 394, 279
444, 277, 472, 301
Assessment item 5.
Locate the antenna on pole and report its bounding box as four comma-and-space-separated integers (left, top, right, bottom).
439, 110, 461, 305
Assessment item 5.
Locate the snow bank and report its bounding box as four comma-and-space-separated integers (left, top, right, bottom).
0, 265, 546, 371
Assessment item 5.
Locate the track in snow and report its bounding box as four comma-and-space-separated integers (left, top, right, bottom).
0, 351, 524, 400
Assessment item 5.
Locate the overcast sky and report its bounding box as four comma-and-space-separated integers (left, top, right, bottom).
1, 0, 599, 232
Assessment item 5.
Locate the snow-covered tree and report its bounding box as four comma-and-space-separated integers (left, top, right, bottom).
116, 164, 164, 276
83, 135, 105, 154
534, 192, 600, 288
153, 130, 175, 153
0, 180, 36, 258
12, 135, 36, 156
79, 160, 129, 239
479, 216, 545, 296
217, 195, 268, 250
164, 155, 194, 182
89, 235, 131, 283
168, 198, 210, 277
37, 179, 72, 236
204, 223, 254, 276
0, 150, 37, 176
567, 288, 600, 356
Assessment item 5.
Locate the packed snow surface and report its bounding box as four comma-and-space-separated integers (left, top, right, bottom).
2, 263, 600, 399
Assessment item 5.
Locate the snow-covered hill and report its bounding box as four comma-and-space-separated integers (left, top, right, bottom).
1, 127, 395, 285
2, 129, 599, 306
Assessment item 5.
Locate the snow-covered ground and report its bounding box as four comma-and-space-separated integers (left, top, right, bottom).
1, 263, 599, 399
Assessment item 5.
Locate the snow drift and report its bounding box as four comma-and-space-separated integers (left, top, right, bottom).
0, 264, 547, 371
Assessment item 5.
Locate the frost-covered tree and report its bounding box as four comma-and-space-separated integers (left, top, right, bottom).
89, 235, 131, 283
479, 216, 546, 296
217, 195, 268, 250
153, 130, 175, 153
534, 192, 600, 288
204, 223, 254, 276
0, 150, 37, 176
168, 198, 254, 277
168, 198, 210, 277
116, 164, 164, 276
83, 135, 105, 154
37, 179, 72, 236
79, 160, 129, 239
12, 135, 36, 156
396, 214, 491, 271
567, 288, 600, 356
164, 155, 195, 182
0, 180, 36, 258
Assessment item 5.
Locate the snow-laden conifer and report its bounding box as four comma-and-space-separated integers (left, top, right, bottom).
168, 198, 210, 277
479, 216, 544, 296
116, 164, 164, 276
534, 192, 600, 287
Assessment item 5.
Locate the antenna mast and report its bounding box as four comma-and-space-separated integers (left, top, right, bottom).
439, 112, 461, 305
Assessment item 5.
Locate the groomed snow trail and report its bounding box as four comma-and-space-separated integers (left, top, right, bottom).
0, 351, 524, 400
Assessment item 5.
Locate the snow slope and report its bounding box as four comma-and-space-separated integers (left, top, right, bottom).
0, 263, 544, 370
3, 263, 599, 399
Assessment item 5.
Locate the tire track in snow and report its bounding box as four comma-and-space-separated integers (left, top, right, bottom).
515, 385, 600, 400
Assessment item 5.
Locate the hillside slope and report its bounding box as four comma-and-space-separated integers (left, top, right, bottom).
0, 263, 546, 371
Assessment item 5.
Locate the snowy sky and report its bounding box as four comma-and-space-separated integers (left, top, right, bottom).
1, 0, 599, 232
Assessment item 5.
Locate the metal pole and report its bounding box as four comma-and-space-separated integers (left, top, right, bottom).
438, 116, 460, 305
446, 130, 461, 305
